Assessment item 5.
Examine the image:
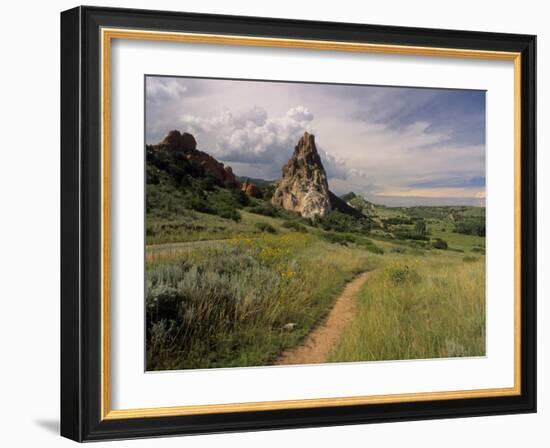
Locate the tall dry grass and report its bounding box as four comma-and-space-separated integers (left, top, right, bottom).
329, 254, 485, 362
146, 233, 377, 370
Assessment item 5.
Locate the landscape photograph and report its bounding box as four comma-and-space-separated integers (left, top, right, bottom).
144, 75, 486, 371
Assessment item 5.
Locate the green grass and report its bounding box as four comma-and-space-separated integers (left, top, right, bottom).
429, 225, 485, 251
145, 170, 487, 369
320, 231, 384, 254
255, 221, 277, 233
328, 252, 486, 362
281, 220, 309, 232
146, 230, 486, 369
146, 210, 247, 244
146, 210, 316, 245
146, 233, 379, 370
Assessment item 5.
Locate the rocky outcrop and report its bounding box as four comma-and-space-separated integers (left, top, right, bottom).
241, 179, 262, 197
271, 132, 332, 219
161, 130, 197, 151
189, 151, 239, 187
156, 130, 239, 187
329, 192, 363, 217
342, 192, 375, 216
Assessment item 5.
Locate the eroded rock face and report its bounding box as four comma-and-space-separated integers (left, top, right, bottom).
161, 130, 197, 151
187, 150, 239, 187
241, 179, 262, 197
157, 130, 239, 187
271, 132, 332, 219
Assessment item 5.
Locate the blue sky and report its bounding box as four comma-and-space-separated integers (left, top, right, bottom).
146, 76, 486, 206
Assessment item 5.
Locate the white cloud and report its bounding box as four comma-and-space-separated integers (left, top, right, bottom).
146, 77, 189, 103
320, 150, 350, 180
145, 77, 486, 205
178, 105, 358, 181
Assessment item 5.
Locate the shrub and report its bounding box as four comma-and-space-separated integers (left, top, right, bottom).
232, 189, 250, 207
317, 210, 370, 233
414, 219, 427, 236
463, 256, 479, 263
198, 189, 247, 221
384, 264, 421, 285
218, 209, 241, 222
255, 222, 277, 233
146, 246, 283, 369
356, 238, 384, 254
146, 165, 160, 185
432, 238, 448, 250
146, 145, 206, 185
454, 218, 485, 237
382, 217, 412, 226
248, 202, 280, 217
262, 184, 276, 200
394, 228, 429, 241
282, 221, 308, 232
320, 232, 383, 254
146, 181, 190, 217
209, 189, 245, 210
184, 195, 214, 214
321, 231, 356, 245
145, 234, 374, 370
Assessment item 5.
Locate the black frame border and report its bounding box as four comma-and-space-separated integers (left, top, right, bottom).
61, 6, 536, 442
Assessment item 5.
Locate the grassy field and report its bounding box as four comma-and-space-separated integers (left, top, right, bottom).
145, 221, 486, 370
429, 225, 485, 252
145, 150, 486, 370
329, 252, 485, 362
146, 232, 377, 370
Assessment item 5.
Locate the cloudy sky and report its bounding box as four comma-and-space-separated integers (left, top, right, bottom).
146, 76, 486, 206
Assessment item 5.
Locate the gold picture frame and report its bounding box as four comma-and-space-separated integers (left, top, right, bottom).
61, 6, 536, 441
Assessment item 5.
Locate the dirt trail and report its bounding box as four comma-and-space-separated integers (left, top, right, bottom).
146, 238, 235, 261
275, 271, 372, 366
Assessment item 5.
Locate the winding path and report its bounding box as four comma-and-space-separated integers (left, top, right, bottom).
147, 238, 226, 254
275, 271, 372, 366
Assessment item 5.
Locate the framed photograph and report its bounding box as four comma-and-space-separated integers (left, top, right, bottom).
60, 6, 536, 441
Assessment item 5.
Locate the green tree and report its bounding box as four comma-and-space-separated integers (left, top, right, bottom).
414, 219, 427, 237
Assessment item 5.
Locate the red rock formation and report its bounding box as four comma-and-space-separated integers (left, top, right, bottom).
184, 150, 239, 188
156, 131, 239, 188
241, 179, 262, 197
161, 130, 197, 151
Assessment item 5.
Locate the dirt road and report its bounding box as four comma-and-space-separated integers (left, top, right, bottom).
147, 239, 225, 253
275, 271, 372, 366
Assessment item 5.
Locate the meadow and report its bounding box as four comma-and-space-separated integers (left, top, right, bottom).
329, 253, 485, 362
145, 145, 486, 370
146, 210, 486, 370
146, 232, 377, 370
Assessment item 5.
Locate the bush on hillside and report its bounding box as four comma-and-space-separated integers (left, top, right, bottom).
394, 229, 429, 241
384, 264, 421, 285
255, 222, 277, 233
282, 220, 308, 232
317, 210, 370, 233
454, 218, 485, 237
248, 202, 281, 217
321, 231, 356, 246
432, 238, 448, 250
